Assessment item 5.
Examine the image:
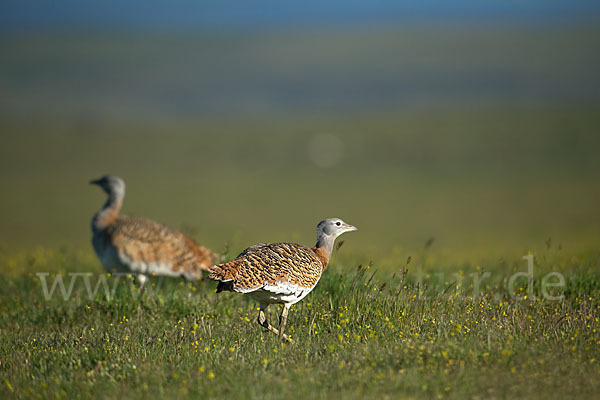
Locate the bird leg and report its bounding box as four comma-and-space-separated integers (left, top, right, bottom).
137, 274, 147, 290
135, 274, 148, 309
278, 304, 291, 343
257, 305, 290, 342
257, 305, 279, 335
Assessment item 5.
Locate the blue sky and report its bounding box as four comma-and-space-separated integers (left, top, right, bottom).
2, 0, 599, 31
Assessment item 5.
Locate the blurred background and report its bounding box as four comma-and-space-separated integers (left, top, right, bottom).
1, 1, 599, 267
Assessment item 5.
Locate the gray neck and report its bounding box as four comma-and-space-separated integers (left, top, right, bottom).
92, 190, 123, 231
103, 190, 122, 209
315, 234, 336, 255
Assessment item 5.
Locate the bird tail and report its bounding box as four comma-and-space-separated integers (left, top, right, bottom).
215, 280, 234, 293
207, 259, 241, 282
207, 263, 237, 293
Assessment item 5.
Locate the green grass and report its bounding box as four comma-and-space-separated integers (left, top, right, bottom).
1, 245, 599, 399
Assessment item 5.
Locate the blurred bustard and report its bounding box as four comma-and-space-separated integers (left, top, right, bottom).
90, 175, 216, 286
208, 218, 357, 342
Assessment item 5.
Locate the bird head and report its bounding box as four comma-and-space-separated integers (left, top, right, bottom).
90, 175, 126, 197
316, 218, 357, 240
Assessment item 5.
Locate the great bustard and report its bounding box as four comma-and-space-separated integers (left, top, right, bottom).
90, 175, 216, 286
208, 218, 357, 342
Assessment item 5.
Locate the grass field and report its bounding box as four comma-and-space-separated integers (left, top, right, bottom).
1, 24, 600, 399
1, 245, 599, 399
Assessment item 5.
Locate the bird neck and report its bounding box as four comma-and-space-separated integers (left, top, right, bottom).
313, 234, 335, 268
92, 191, 123, 231
311, 246, 331, 269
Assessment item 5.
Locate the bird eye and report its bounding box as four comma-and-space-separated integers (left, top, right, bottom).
336, 222, 341, 226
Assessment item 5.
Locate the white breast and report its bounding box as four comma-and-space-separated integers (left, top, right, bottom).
247, 279, 320, 305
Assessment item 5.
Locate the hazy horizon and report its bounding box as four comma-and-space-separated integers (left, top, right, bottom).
2, 0, 600, 32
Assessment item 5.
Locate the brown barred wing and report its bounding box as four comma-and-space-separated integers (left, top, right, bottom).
208, 243, 325, 293
108, 217, 216, 277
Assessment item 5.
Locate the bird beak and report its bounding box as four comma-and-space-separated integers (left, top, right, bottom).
90, 178, 101, 186
344, 224, 358, 232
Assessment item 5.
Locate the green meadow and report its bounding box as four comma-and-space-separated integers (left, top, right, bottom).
1, 25, 600, 398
